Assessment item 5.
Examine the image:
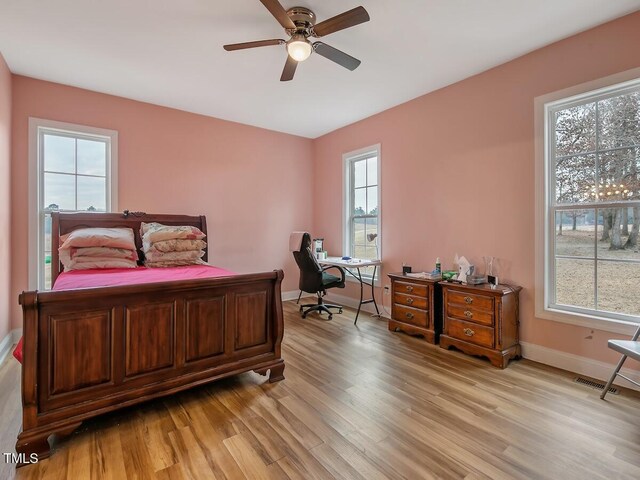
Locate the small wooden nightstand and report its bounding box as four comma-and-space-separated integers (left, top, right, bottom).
439, 281, 521, 368
388, 273, 442, 344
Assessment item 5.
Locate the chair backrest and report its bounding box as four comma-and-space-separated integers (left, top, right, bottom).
291, 232, 323, 294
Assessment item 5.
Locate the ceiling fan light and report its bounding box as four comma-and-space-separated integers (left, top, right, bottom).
287, 38, 312, 62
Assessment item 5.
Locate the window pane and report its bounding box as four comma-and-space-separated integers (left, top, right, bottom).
555, 154, 595, 204
349, 218, 365, 253
555, 103, 596, 156
555, 258, 595, 309
353, 244, 367, 259
365, 217, 378, 238
367, 157, 377, 186
598, 91, 640, 150
77, 139, 106, 176
363, 246, 378, 260
598, 147, 639, 201
44, 173, 75, 210
77, 176, 106, 211
597, 208, 640, 260
43, 134, 75, 174
597, 261, 640, 316
43, 214, 52, 290
353, 187, 366, 215
555, 209, 594, 257
354, 159, 366, 188
366, 186, 378, 215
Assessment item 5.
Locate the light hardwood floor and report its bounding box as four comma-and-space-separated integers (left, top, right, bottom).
2, 301, 640, 479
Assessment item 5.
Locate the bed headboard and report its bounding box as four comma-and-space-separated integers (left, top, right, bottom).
50, 211, 208, 285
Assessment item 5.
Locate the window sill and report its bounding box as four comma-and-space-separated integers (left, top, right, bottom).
536, 306, 639, 335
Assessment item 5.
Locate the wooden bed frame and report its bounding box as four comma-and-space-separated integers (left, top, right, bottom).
16, 211, 285, 463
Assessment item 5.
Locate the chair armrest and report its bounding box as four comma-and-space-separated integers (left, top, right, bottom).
322, 265, 346, 283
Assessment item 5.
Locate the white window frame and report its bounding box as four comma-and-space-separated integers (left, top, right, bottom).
28, 118, 118, 290
342, 144, 381, 283
535, 68, 640, 335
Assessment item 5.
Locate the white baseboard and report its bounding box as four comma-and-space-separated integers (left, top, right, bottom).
521, 341, 640, 392
0, 328, 21, 366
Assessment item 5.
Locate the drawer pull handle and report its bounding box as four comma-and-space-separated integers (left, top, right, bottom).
463, 328, 475, 337
406, 298, 414, 305
405, 312, 414, 320
406, 286, 414, 292
464, 296, 473, 304
464, 310, 473, 318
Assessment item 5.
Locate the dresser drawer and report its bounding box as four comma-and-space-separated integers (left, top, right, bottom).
394, 281, 427, 297
447, 304, 493, 326
393, 304, 428, 327
446, 318, 494, 349
393, 293, 428, 310
448, 291, 494, 310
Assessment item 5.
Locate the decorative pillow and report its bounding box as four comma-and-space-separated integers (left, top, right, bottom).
143, 238, 207, 253
145, 259, 207, 268
59, 228, 136, 250
144, 250, 205, 263
140, 222, 206, 244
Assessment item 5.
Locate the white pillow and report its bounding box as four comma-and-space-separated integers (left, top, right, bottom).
59, 228, 136, 250
59, 247, 138, 270
64, 258, 138, 271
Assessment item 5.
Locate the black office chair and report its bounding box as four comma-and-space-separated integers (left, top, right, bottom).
292, 232, 345, 320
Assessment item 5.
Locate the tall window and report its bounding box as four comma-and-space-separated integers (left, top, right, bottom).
343, 145, 380, 278
30, 119, 118, 289
545, 80, 640, 322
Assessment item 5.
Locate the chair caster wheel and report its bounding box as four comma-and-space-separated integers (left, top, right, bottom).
339, 309, 343, 314
328, 315, 333, 320
302, 313, 307, 318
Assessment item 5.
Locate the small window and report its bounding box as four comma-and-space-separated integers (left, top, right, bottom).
343, 145, 381, 279
30, 119, 118, 289
545, 80, 640, 322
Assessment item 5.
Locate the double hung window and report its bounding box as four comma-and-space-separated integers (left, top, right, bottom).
30, 119, 117, 289
545, 80, 640, 322
343, 145, 381, 279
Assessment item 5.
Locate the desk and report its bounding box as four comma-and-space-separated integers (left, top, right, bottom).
319, 257, 382, 325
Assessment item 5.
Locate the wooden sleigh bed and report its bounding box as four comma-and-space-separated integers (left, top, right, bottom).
16, 211, 285, 463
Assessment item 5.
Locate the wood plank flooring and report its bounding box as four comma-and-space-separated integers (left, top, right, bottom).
1, 301, 640, 479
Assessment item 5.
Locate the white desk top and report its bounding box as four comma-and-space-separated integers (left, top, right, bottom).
320, 257, 382, 268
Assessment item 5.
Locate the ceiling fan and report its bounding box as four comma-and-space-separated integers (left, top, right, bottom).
223, 0, 370, 81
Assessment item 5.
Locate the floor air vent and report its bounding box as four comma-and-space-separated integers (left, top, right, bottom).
574, 376, 619, 395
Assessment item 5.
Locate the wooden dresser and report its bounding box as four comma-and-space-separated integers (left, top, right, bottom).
388, 273, 442, 344
439, 282, 521, 368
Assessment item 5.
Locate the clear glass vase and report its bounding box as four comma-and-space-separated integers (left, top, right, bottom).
483, 256, 495, 279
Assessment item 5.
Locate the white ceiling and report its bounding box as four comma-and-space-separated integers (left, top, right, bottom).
1, 0, 639, 138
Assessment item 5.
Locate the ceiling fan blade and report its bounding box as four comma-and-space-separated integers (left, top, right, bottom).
313, 42, 361, 71
223, 39, 284, 51
280, 55, 297, 81
259, 0, 296, 29
311, 6, 370, 37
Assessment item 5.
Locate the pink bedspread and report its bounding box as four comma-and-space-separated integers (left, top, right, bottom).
13, 265, 237, 363
52, 264, 236, 290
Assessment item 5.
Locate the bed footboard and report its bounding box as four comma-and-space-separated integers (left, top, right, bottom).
16, 270, 285, 462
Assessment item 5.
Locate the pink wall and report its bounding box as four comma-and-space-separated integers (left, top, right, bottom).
10, 76, 313, 328
0, 52, 11, 342
312, 11, 640, 366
